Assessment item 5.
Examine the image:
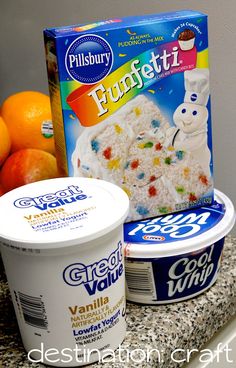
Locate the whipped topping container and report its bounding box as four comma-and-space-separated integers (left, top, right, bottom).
124, 189, 235, 304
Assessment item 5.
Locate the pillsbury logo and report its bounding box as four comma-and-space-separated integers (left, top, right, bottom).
63, 241, 123, 295
65, 34, 113, 84
190, 93, 198, 102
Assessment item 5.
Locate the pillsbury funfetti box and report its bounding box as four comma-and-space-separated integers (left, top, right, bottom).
44, 10, 214, 222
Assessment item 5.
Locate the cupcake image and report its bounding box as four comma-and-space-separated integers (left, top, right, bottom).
178, 29, 195, 50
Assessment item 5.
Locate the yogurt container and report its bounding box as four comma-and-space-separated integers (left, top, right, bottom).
0, 177, 129, 366
124, 190, 235, 304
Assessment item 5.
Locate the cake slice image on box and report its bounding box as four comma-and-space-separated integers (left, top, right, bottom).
72, 93, 212, 221
72, 95, 169, 185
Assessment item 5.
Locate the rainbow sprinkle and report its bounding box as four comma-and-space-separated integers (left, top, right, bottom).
131, 159, 139, 169
144, 141, 154, 148
136, 205, 149, 216
91, 139, 100, 153
150, 175, 157, 182
103, 146, 112, 160
159, 207, 169, 214
189, 193, 197, 202
153, 157, 160, 166
107, 158, 120, 170
176, 186, 185, 194
199, 174, 208, 185
165, 157, 172, 165
124, 161, 130, 169
82, 164, 90, 171
137, 172, 145, 180
134, 107, 141, 116
151, 119, 160, 128
183, 167, 190, 179
148, 185, 157, 197
138, 143, 145, 149
114, 124, 123, 134
155, 142, 162, 151
176, 150, 185, 160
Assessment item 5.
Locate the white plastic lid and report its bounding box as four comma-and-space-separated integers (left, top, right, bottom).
0, 177, 129, 251
124, 189, 235, 258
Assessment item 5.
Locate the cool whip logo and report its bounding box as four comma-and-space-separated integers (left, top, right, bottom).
167, 245, 215, 298
14, 185, 88, 211
65, 34, 113, 84
63, 241, 123, 295
128, 211, 211, 240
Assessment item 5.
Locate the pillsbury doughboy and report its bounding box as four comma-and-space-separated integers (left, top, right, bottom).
168, 68, 211, 177
184, 68, 210, 106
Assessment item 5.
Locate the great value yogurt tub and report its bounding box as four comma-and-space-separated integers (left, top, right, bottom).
124, 189, 235, 304
0, 177, 129, 367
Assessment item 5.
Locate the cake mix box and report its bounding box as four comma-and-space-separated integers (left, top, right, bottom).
44, 10, 214, 222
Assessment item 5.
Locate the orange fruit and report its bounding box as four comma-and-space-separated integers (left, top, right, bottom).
0, 148, 58, 193
0, 182, 5, 196
1, 91, 55, 155
0, 116, 11, 166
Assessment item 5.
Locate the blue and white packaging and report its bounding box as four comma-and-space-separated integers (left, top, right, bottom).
44, 10, 214, 222
124, 189, 235, 304
0, 177, 129, 366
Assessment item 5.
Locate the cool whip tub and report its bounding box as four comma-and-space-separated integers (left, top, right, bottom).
124, 190, 235, 304
0, 177, 129, 366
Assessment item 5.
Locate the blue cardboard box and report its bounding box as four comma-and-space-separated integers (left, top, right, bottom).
44, 10, 214, 221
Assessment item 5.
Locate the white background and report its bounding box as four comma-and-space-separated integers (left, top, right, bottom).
1, 0, 235, 234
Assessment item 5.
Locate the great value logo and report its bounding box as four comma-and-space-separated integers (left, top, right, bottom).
63, 241, 123, 295
65, 34, 113, 84
14, 185, 88, 211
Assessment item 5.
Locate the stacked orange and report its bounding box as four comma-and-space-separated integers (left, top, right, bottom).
0, 91, 59, 195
